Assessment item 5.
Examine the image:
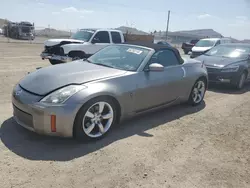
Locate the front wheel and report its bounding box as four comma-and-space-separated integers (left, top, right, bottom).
74, 97, 117, 141
188, 78, 207, 106
49, 59, 63, 65
235, 72, 247, 90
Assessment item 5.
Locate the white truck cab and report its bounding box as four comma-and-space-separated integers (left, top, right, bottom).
41, 29, 125, 65
190, 38, 232, 58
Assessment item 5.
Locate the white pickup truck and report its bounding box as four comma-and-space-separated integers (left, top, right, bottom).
40, 29, 125, 65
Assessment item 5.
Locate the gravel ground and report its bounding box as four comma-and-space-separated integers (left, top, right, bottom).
0, 42, 250, 188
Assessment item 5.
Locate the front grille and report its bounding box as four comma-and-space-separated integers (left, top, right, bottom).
206, 67, 221, 73
44, 46, 64, 55
13, 105, 34, 128
207, 74, 218, 81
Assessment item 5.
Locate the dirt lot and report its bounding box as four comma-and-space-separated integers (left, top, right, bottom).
0, 42, 250, 188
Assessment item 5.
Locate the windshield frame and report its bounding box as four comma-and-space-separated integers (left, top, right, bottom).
205, 45, 250, 59
195, 40, 217, 47
87, 44, 152, 72
70, 30, 95, 41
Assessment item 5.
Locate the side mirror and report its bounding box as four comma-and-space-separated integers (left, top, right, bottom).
148, 63, 164, 72
91, 37, 100, 44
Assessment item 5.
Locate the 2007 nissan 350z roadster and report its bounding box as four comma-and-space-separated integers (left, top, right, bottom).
12, 43, 208, 141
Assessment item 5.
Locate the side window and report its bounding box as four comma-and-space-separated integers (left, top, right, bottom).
93, 31, 110, 43
111, 32, 122, 43
215, 40, 221, 46
151, 50, 180, 67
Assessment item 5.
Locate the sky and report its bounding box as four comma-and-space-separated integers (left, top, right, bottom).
1, 0, 250, 40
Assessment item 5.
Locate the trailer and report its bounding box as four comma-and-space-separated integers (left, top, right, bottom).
3, 21, 35, 40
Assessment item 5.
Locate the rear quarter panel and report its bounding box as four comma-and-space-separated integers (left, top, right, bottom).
181, 60, 208, 100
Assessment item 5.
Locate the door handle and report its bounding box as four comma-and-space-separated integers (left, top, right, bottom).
181, 67, 186, 78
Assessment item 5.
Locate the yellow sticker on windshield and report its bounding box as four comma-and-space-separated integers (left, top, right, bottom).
127, 48, 143, 55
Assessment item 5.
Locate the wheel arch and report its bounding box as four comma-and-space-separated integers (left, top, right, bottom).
72, 94, 122, 137
68, 50, 86, 58
243, 69, 248, 77
197, 75, 208, 89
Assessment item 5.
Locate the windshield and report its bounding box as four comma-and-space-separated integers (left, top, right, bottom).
195, 40, 216, 47
205, 45, 250, 58
70, 30, 94, 41
21, 27, 32, 33
87, 45, 150, 71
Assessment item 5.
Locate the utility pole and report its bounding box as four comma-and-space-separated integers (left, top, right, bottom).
165, 10, 170, 42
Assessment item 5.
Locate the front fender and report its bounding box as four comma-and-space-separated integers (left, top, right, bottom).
66, 80, 133, 119
61, 42, 91, 54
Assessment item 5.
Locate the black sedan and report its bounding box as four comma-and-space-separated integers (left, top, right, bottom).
156, 41, 172, 47
195, 43, 250, 89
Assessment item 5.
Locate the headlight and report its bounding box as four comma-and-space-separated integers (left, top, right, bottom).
40, 85, 86, 104
221, 65, 239, 72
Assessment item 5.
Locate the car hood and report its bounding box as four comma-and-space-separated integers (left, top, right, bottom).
19, 61, 127, 95
192, 46, 212, 52
195, 55, 245, 67
44, 39, 84, 47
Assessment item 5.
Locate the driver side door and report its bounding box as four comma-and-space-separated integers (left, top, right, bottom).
134, 49, 186, 112
87, 31, 111, 54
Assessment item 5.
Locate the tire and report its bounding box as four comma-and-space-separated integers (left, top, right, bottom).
49, 59, 63, 65
69, 51, 86, 61
74, 96, 117, 141
188, 78, 207, 106
235, 72, 247, 90
184, 50, 188, 55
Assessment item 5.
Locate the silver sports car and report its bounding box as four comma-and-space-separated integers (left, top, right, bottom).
12, 43, 208, 140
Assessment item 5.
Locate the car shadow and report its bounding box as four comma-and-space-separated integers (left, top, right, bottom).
0, 102, 205, 161
208, 82, 250, 95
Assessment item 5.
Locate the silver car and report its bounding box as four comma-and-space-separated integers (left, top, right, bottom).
12, 43, 208, 141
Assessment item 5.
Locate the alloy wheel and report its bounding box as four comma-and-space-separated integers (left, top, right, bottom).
192, 80, 206, 104
82, 101, 114, 138
238, 73, 246, 89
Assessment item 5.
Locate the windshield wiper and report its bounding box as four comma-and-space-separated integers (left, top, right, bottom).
94, 63, 115, 69
84, 59, 92, 63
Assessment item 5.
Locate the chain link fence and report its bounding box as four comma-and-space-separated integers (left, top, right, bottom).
0, 21, 189, 48
0, 22, 204, 51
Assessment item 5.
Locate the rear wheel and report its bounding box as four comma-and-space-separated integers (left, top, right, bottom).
188, 78, 206, 106
49, 59, 63, 65
74, 97, 117, 141
184, 50, 189, 54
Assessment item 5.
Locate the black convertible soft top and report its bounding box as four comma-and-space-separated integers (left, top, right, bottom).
122, 42, 184, 63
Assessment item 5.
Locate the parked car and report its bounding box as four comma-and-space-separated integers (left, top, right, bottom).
195, 43, 250, 89
40, 29, 125, 65
190, 38, 232, 58
40, 29, 154, 65
181, 39, 199, 54
13, 43, 207, 140
156, 41, 172, 47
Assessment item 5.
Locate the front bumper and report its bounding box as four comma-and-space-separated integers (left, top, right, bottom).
12, 87, 79, 137
207, 70, 240, 84
40, 52, 72, 63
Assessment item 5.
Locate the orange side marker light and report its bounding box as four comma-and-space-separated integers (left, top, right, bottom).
51, 115, 56, 132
